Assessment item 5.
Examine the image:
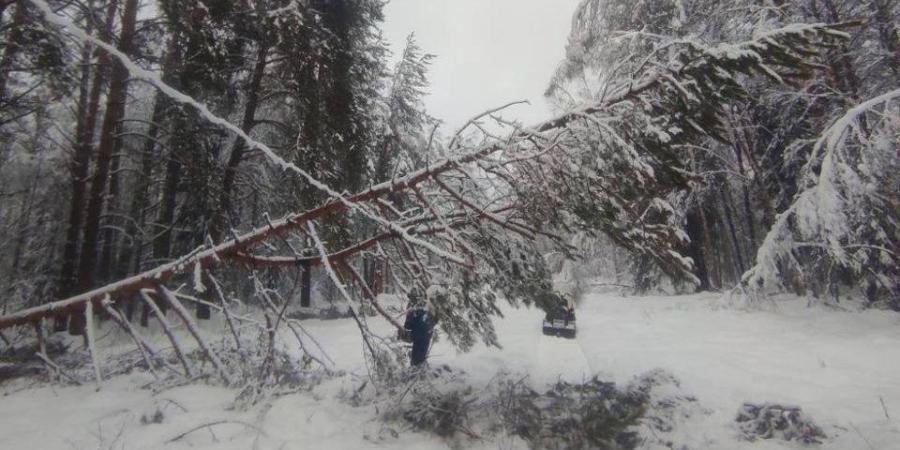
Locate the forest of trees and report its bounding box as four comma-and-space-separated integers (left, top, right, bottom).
546, 0, 898, 304
0, 0, 896, 356
0, 0, 437, 327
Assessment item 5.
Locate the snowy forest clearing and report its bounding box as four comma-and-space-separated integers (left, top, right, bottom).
2, 291, 899, 450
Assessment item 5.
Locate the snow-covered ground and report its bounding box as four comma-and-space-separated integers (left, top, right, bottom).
2, 291, 899, 449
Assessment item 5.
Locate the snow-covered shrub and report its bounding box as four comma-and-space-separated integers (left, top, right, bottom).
628, 369, 712, 449
380, 368, 659, 449
227, 341, 329, 408
382, 365, 479, 440
736, 403, 826, 444
487, 376, 544, 441
532, 377, 646, 449
740, 90, 899, 306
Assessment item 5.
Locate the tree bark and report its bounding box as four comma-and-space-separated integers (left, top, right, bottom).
152, 146, 181, 268
718, 185, 746, 281
57, 0, 117, 307
119, 44, 180, 282
699, 203, 720, 289
214, 43, 269, 240
118, 98, 163, 274
685, 207, 711, 291
194, 43, 269, 320
9, 112, 45, 288
97, 151, 122, 284
71, 0, 139, 335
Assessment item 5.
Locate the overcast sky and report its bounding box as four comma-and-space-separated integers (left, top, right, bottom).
381, 0, 583, 132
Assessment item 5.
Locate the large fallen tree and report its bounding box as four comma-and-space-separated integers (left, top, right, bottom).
0, 3, 851, 383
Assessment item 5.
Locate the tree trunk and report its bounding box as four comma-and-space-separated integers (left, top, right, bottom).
119, 98, 163, 271
98, 153, 122, 284
214, 43, 269, 240
71, 0, 139, 335
120, 44, 180, 278
685, 207, 711, 291
9, 111, 45, 289
139, 131, 181, 326
699, 204, 720, 289
57, 0, 116, 305
741, 186, 757, 247
718, 185, 746, 282
193, 43, 269, 320
152, 134, 182, 270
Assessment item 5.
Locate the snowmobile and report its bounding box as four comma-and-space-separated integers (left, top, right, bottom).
542, 304, 576, 339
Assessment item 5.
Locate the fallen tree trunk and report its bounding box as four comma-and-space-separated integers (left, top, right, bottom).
0, 147, 513, 330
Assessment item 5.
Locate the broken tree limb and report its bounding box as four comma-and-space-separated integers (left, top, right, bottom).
165, 420, 267, 444
250, 273, 336, 371
139, 290, 193, 377
32, 319, 55, 381
412, 185, 477, 259
307, 220, 381, 364
156, 285, 232, 385
33, 319, 46, 357
434, 177, 535, 239
99, 298, 162, 379
227, 209, 507, 270
207, 273, 241, 351
230, 231, 395, 269
342, 262, 403, 331
84, 299, 103, 386
35, 352, 81, 385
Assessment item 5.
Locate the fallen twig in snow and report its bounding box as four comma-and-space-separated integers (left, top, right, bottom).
156, 285, 233, 385
34, 352, 81, 385
207, 273, 242, 351
139, 290, 193, 378
850, 422, 877, 450
159, 397, 189, 413
99, 299, 164, 379
343, 262, 403, 330
165, 420, 267, 444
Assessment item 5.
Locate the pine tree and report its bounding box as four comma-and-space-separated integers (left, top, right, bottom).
373, 33, 436, 182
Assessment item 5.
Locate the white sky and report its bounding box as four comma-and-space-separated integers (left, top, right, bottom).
381, 0, 583, 132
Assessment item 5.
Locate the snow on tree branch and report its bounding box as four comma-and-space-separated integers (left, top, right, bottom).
741, 89, 900, 297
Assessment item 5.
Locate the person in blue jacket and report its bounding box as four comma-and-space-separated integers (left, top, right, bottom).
403, 289, 438, 366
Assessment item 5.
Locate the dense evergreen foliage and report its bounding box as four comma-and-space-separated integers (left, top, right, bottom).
548, 0, 898, 305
